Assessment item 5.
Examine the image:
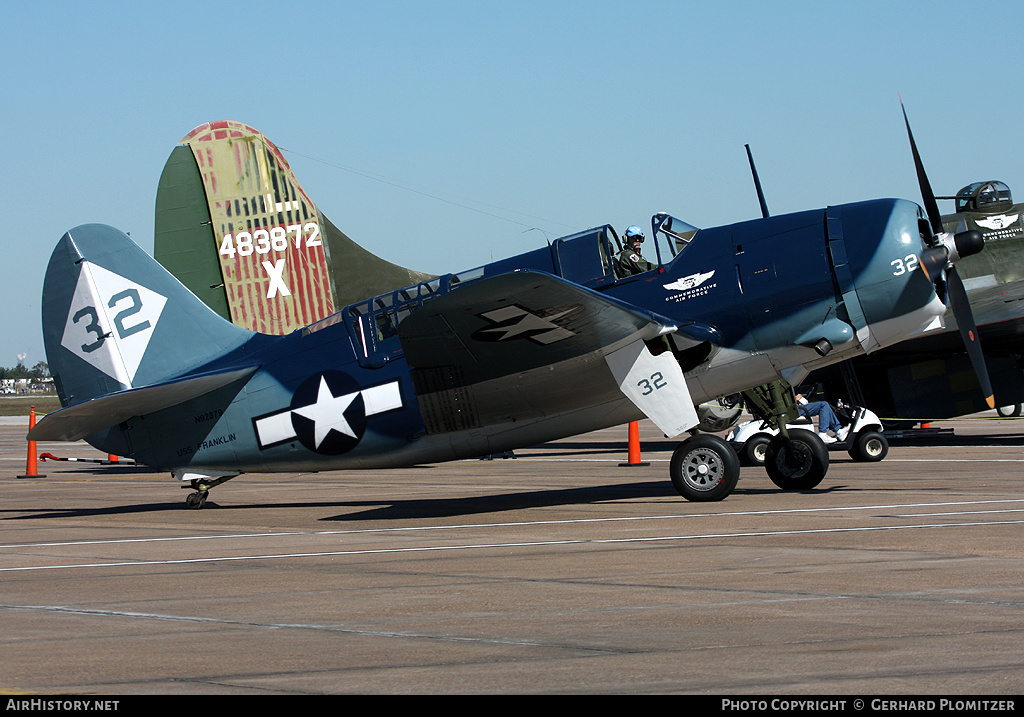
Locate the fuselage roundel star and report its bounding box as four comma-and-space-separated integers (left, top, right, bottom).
291, 375, 360, 449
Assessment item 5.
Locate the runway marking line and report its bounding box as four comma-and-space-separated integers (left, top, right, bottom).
3, 515, 1024, 573
3, 499, 1024, 551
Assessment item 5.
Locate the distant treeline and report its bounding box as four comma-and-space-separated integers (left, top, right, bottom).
0, 362, 50, 380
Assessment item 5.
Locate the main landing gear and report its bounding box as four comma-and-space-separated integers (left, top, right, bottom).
762, 431, 829, 490
668, 380, 830, 502
669, 433, 740, 501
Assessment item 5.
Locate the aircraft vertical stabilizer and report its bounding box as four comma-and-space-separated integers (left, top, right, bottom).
43, 224, 255, 409
154, 121, 432, 334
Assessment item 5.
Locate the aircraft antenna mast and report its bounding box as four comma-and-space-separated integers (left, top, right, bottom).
745, 144, 770, 219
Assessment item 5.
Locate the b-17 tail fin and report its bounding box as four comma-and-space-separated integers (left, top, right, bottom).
154, 121, 431, 334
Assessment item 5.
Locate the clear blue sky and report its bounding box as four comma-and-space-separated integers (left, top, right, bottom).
3, 0, 1022, 369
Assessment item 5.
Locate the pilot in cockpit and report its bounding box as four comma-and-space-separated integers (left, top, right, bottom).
616, 226, 655, 277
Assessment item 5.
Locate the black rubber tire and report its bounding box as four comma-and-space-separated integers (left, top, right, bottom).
670, 434, 740, 502
848, 431, 888, 462
764, 432, 829, 490
740, 434, 771, 466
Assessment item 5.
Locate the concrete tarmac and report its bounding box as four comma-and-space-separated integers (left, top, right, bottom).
2, 415, 1023, 695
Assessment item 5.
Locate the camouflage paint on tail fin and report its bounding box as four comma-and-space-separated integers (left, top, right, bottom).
43, 224, 254, 408
154, 120, 431, 335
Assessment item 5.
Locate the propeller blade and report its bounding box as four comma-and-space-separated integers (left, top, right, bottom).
901, 98, 993, 409
946, 266, 995, 409
900, 98, 944, 237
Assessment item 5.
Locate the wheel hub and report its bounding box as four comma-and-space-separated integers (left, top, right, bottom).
682, 448, 722, 490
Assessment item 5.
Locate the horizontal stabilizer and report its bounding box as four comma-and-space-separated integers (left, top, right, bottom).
29, 366, 258, 442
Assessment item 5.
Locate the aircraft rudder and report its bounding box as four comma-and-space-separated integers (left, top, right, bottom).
43, 224, 253, 408
154, 143, 232, 322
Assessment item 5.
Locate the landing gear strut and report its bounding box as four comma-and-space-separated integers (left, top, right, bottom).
742, 379, 830, 491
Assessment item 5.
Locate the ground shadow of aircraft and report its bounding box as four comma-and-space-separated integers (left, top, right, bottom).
321, 479, 855, 522
321, 480, 681, 521
29, 103, 993, 509
0, 481, 675, 522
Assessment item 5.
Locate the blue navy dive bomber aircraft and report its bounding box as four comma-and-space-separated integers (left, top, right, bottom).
30, 105, 993, 507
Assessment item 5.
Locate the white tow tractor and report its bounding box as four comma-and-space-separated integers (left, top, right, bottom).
726, 401, 889, 466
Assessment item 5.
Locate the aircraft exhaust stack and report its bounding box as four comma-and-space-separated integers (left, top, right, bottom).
813, 339, 833, 357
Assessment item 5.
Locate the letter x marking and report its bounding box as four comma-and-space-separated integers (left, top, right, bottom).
262, 259, 292, 299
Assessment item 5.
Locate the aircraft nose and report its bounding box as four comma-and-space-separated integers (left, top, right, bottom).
827, 198, 946, 352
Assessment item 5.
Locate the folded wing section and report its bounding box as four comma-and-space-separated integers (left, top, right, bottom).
398, 270, 704, 437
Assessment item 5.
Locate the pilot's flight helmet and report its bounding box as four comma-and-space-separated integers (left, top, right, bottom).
625, 225, 644, 242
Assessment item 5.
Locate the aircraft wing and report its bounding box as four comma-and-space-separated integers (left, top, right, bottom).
960, 277, 1024, 333
399, 270, 713, 437
28, 366, 259, 442
887, 276, 1024, 354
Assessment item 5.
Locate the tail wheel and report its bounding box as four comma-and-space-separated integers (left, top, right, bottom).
185, 490, 209, 509
764, 432, 829, 490
670, 434, 740, 502
849, 431, 888, 462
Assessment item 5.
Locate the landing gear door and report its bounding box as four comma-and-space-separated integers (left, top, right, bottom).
605, 339, 699, 437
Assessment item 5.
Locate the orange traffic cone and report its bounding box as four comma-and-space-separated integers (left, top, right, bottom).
18, 406, 45, 479
619, 420, 650, 467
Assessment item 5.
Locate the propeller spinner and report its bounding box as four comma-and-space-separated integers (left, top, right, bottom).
901, 99, 994, 409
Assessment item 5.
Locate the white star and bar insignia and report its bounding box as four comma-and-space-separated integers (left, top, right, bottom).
253, 372, 402, 454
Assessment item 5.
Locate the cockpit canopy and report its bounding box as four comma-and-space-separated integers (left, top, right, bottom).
330, 212, 706, 368
954, 181, 1013, 213
652, 212, 700, 257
